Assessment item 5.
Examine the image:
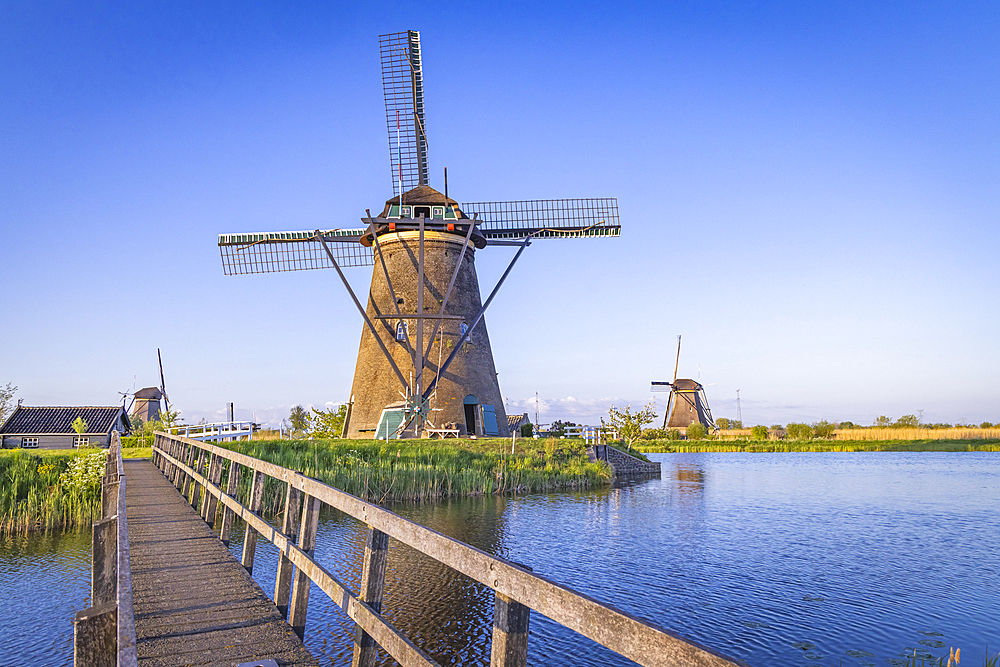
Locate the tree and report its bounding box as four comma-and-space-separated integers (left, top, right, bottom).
686, 422, 707, 440
874, 415, 893, 428
894, 414, 920, 428
520, 422, 534, 438
750, 425, 769, 440
981, 422, 995, 429
0, 382, 17, 424
813, 420, 835, 438
715, 417, 731, 430
310, 405, 348, 439
289, 405, 310, 436
603, 402, 657, 451
786, 423, 813, 440
72, 416, 88, 434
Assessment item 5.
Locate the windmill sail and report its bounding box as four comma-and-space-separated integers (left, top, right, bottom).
462, 198, 620, 240
218, 229, 373, 275
380, 31, 428, 196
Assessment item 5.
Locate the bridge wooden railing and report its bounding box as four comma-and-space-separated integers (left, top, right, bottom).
74, 431, 138, 667
152, 431, 742, 667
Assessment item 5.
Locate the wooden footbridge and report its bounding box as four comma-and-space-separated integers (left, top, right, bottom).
74, 432, 744, 667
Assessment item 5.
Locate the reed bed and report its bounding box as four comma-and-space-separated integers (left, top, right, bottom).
214, 438, 611, 508
0, 449, 105, 534
634, 439, 1000, 454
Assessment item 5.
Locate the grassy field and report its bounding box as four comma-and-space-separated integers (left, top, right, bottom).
634, 439, 1000, 453
213, 437, 611, 508
0, 448, 106, 534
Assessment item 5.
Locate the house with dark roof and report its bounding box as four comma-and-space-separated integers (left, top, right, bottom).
507, 412, 531, 435
0, 405, 130, 449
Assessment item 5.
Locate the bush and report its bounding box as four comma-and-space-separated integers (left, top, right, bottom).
641, 428, 667, 440
520, 422, 534, 438
813, 420, 836, 438
750, 425, 769, 440
686, 423, 707, 440
666, 428, 682, 440
786, 423, 814, 440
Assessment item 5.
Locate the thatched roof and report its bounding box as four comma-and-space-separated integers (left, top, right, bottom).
379, 185, 466, 217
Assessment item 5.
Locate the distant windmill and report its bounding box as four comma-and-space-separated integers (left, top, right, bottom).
650, 335, 717, 431
217, 31, 620, 439
130, 351, 169, 424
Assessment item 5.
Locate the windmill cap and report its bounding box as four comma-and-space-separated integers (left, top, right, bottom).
380, 185, 467, 218
671, 379, 704, 390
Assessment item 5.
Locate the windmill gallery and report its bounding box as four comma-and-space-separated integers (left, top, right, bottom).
219, 31, 620, 440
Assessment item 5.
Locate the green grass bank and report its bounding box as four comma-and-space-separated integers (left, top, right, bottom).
634, 439, 1000, 453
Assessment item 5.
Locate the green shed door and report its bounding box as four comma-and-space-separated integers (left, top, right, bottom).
482, 405, 499, 436
375, 408, 406, 440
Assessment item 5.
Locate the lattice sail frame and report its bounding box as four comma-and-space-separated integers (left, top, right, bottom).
218, 229, 373, 275
380, 31, 428, 196
463, 198, 620, 240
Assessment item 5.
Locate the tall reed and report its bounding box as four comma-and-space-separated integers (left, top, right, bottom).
216, 438, 611, 507
0, 450, 104, 534
835, 427, 1000, 441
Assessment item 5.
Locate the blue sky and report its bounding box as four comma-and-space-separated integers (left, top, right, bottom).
2, 1, 998, 428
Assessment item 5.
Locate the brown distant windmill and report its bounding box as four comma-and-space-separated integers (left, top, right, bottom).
651, 336, 717, 431
218, 31, 620, 439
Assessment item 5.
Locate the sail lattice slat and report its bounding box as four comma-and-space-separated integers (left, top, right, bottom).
462, 198, 620, 240
380, 31, 428, 196
218, 229, 373, 275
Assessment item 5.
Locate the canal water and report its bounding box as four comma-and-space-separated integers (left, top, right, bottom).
3, 452, 998, 666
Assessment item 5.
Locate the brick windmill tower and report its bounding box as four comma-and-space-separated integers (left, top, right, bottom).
218, 31, 620, 439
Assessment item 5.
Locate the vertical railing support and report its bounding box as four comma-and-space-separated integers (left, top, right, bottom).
190, 449, 207, 511
241, 470, 267, 574
202, 453, 223, 526
90, 516, 118, 607
490, 564, 532, 667
274, 476, 303, 618
180, 443, 195, 496
351, 526, 390, 667
220, 461, 241, 546
289, 494, 321, 639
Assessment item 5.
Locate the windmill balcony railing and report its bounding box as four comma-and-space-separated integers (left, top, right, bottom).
150, 430, 740, 667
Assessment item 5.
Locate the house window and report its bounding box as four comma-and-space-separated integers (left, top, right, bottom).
73, 436, 89, 448
396, 321, 408, 341
22, 437, 38, 449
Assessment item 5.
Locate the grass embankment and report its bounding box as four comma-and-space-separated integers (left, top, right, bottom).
216, 437, 611, 508
634, 439, 1000, 453
0, 449, 106, 534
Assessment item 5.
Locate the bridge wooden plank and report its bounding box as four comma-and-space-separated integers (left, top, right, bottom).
124, 460, 317, 667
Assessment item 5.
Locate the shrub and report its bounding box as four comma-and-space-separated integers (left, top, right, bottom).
520, 422, 534, 438
786, 423, 814, 440
686, 423, 707, 440
750, 425, 769, 440
641, 428, 667, 440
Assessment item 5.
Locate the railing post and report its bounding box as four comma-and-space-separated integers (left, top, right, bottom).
288, 494, 321, 639
180, 443, 195, 496
490, 565, 532, 667
274, 476, 303, 618
351, 526, 389, 667
241, 470, 267, 574
220, 461, 241, 546
190, 448, 207, 511
91, 516, 118, 607
73, 603, 117, 667
202, 453, 224, 526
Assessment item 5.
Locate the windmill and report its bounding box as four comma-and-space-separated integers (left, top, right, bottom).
217, 31, 620, 439
650, 336, 717, 431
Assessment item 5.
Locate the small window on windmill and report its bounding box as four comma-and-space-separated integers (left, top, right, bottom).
414, 206, 431, 218
401, 206, 411, 218
388, 205, 400, 218
444, 206, 457, 220
396, 321, 408, 341
432, 206, 444, 219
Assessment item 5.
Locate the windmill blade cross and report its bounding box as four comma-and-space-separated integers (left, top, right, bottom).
218, 229, 373, 275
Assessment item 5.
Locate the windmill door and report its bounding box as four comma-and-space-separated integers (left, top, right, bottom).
375, 408, 406, 440
482, 405, 499, 436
